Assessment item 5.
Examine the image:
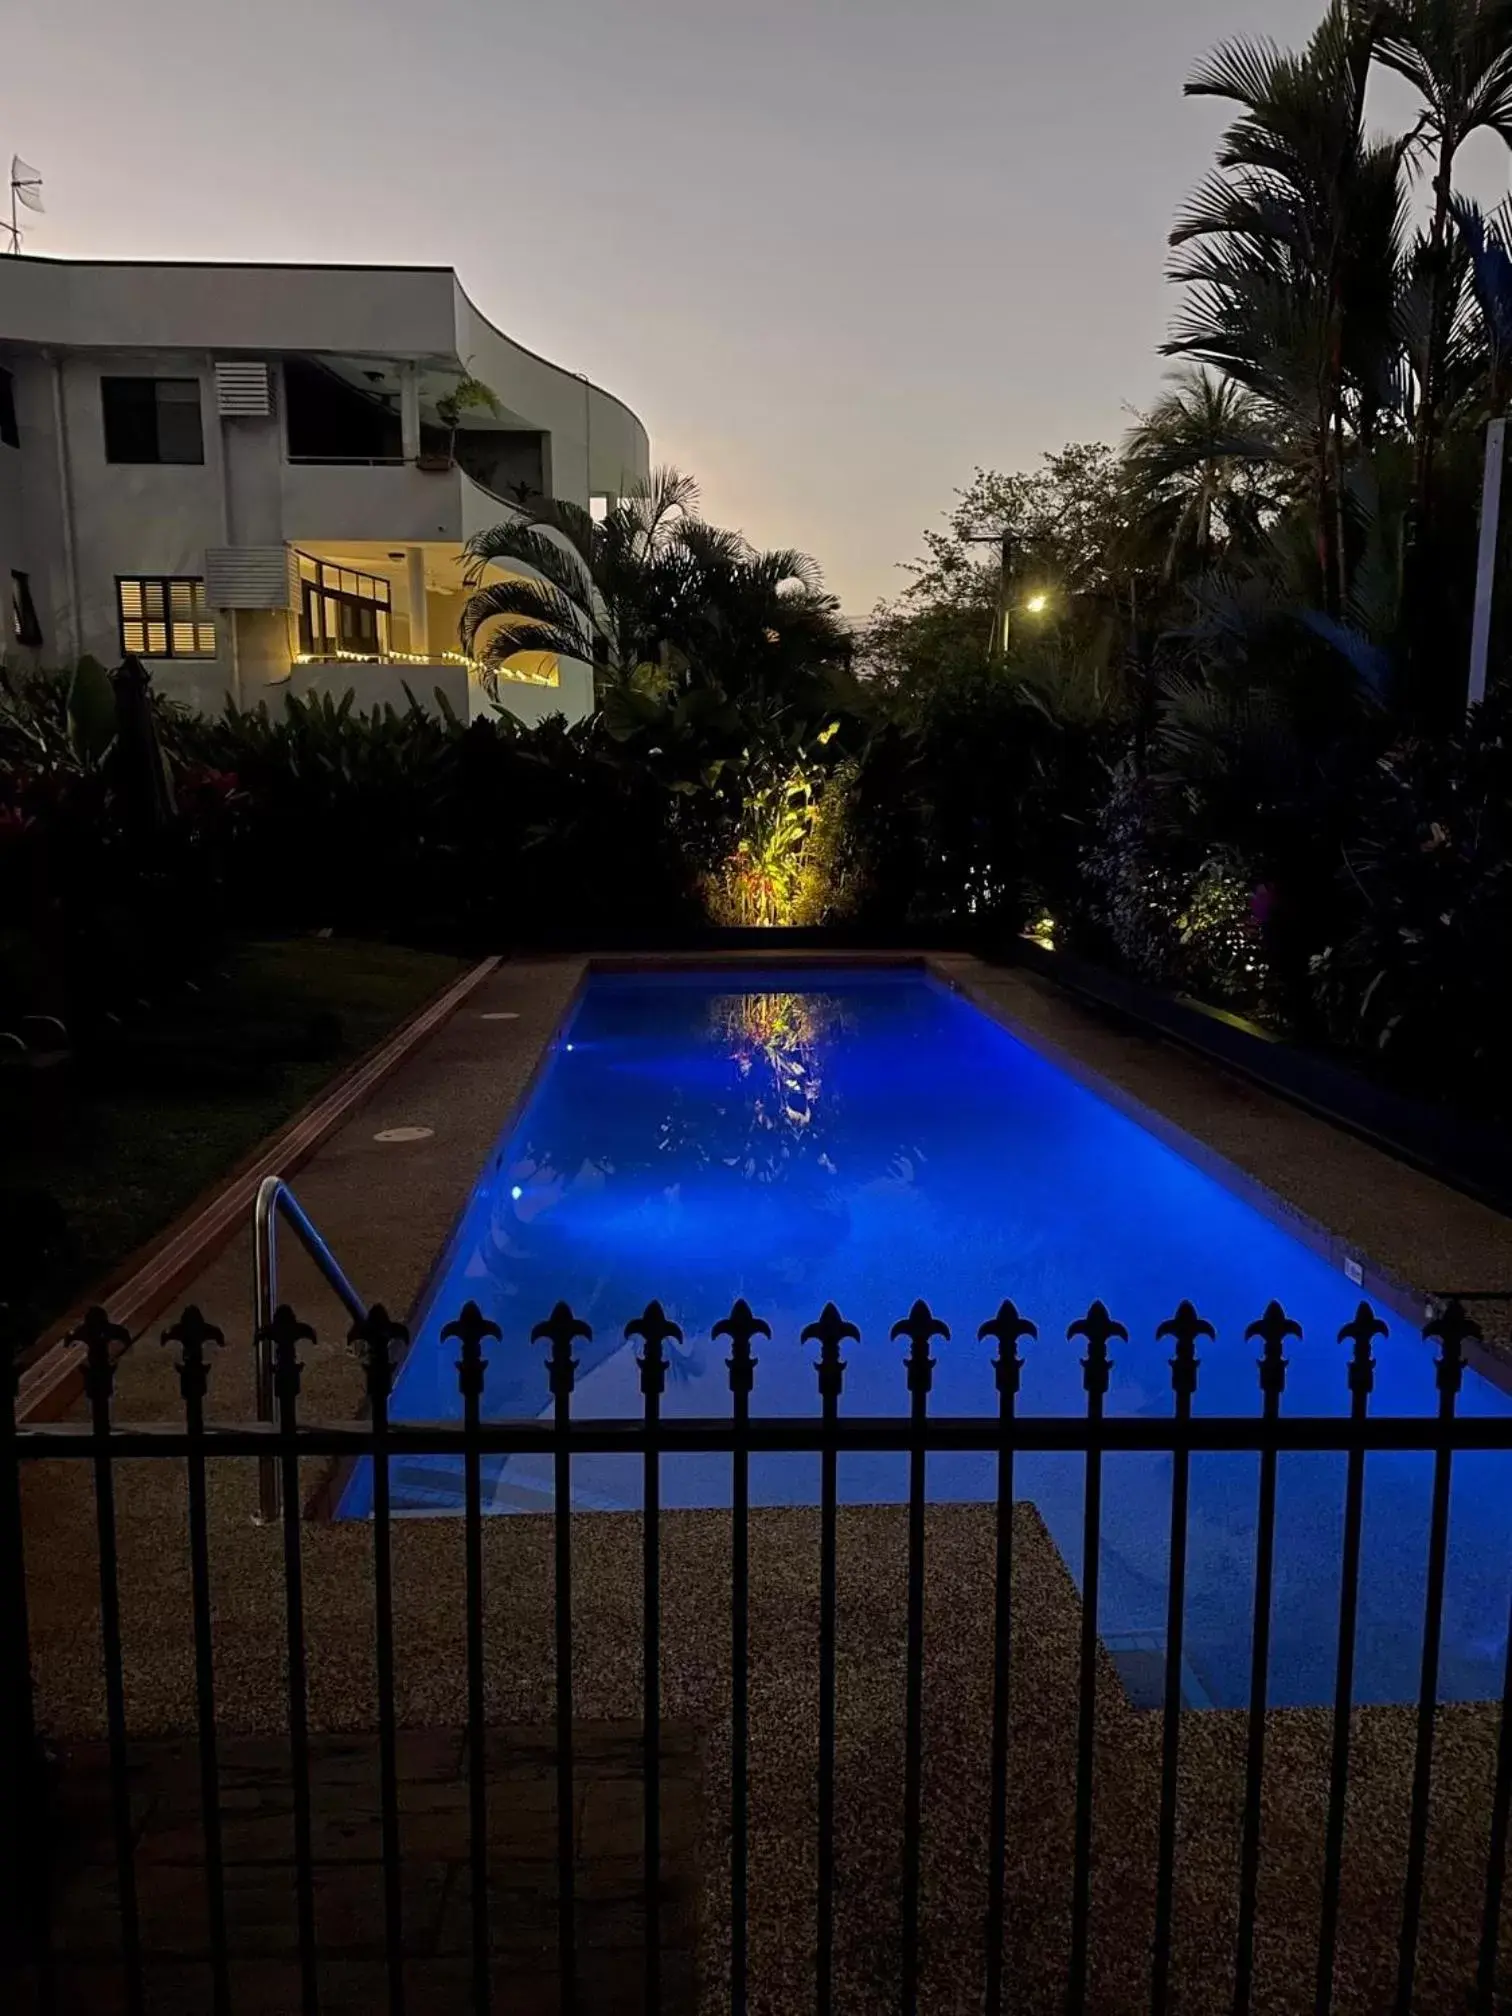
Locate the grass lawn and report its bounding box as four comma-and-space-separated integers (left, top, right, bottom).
1, 937, 466, 1352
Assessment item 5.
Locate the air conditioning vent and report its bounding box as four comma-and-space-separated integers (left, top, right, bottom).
214, 361, 272, 418
204, 545, 298, 611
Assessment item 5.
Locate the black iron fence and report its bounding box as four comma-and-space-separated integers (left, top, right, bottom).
2, 1291, 1512, 2016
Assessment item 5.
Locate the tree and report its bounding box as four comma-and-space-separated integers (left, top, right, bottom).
459, 468, 848, 715
1372, 0, 1512, 507
1122, 367, 1281, 578
459, 467, 698, 692
1165, 2, 1411, 612
858, 447, 1138, 714
653, 519, 851, 710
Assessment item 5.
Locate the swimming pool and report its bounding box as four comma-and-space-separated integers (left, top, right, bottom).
339, 964, 1512, 1711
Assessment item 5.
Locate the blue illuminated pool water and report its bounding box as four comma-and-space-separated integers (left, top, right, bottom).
340, 966, 1512, 1710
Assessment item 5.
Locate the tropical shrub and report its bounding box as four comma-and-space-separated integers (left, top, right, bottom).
1310, 694, 1512, 1113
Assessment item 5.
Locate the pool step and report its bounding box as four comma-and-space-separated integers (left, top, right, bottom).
1103, 1629, 1216, 1712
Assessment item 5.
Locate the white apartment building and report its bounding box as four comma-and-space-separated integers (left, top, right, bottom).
0, 257, 650, 723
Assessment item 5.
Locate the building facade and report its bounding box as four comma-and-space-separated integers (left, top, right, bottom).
0, 258, 650, 722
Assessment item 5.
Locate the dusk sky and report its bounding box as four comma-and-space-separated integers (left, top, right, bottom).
8, 0, 1511, 611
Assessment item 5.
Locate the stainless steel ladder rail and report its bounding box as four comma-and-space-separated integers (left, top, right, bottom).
254, 1174, 368, 1522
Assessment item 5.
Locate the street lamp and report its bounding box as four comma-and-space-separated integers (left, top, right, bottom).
963, 529, 1015, 662
963, 532, 1053, 659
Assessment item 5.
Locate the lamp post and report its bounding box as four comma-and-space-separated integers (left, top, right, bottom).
964, 531, 1054, 662
965, 530, 1015, 662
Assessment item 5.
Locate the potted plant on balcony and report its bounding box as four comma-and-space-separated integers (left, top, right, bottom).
422, 366, 502, 471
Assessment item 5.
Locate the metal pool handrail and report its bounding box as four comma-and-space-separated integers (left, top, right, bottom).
254, 1174, 367, 1522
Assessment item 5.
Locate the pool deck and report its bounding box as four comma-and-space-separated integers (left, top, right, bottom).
17, 949, 1512, 2011
24, 1721, 703, 2015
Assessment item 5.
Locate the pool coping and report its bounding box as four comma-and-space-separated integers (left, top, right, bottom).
311, 960, 595, 1519
16, 956, 501, 1426
923, 959, 1427, 1328
928, 957, 1512, 1402
316, 957, 945, 1515
322, 946, 1508, 1527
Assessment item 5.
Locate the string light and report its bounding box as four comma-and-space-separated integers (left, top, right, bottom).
291, 647, 558, 688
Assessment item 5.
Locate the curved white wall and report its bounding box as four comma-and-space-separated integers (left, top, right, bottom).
0, 258, 651, 513
453, 282, 649, 506
0, 257, 649, 729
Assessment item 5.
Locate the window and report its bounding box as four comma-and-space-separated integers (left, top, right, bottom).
283, 358, 401, 463
589, 493, 611, 523
102, 378, 204, 464
294, 551, 392, 657
0, 367, 17, 449
10, 572, 41, 647
117, 577, 216, 658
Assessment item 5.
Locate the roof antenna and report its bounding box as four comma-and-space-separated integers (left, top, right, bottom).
6, 157, 43, 254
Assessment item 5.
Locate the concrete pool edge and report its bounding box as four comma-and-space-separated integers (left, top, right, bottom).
18, 951, 1512, 2004
925, 957, 1428, 1332
308, 957, 597, 1522
930, 954, 1512, 1384
337, 945, 1512, 1506
64, 944, 1512, 1476
15, 954, 502, 1426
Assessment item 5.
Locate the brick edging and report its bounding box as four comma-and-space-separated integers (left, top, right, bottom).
17, 956, 501, 1423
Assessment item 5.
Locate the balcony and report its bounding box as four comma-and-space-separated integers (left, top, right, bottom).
279, 460, 516, 548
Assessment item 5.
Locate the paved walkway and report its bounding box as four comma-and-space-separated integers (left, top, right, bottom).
21, 1723, 702, 2015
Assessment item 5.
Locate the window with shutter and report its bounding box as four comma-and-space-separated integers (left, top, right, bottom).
117, 577, 215, 658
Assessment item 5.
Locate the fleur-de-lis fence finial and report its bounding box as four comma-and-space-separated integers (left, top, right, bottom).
348, 1304, 409, 1405
161, 1304, 226, 1402
891, 1300, 950, 1399
442, 1301, 501, 1401
714, 1299, 770, 1399
1338, 1302, 1387, 1403
1068, 1301, 1126, 1399
1157, 1300, 1214, 1401
1246, 1301, 1301, 1401
626, 1301, 683, 1400
265, 1305, 316, 1406
531, 1302, 592, 1400
1425, 1297, 1480, 1402
802, 1302, 860, 1403
70, 1306, 132, 1408
979, 1301, 1036, 1402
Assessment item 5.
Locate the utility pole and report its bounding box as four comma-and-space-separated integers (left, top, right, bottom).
965, 529, 1015, 663
994, 530, 1014, 662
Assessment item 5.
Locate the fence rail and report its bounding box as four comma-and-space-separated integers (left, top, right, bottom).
3, 1289, 1511, 2016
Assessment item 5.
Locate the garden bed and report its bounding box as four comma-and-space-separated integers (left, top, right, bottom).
1008, 938, 1512, 1229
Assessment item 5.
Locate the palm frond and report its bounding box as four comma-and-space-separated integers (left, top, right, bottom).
462, 521, 598, 610
458, 578, 591, 661
1185, 34, 1291, 106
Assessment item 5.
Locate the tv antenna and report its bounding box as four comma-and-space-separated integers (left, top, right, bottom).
6, 157, 43, 254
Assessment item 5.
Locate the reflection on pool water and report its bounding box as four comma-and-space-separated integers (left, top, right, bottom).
338, 966, 1512, 1710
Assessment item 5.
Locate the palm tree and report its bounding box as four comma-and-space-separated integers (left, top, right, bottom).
1122, 368, 1279, 578
460, 469, 848, 716
1164, 2, 1411, 612
660, 520, 850, 706
1371, 0, 1512, 508
459, 467, 697, 691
